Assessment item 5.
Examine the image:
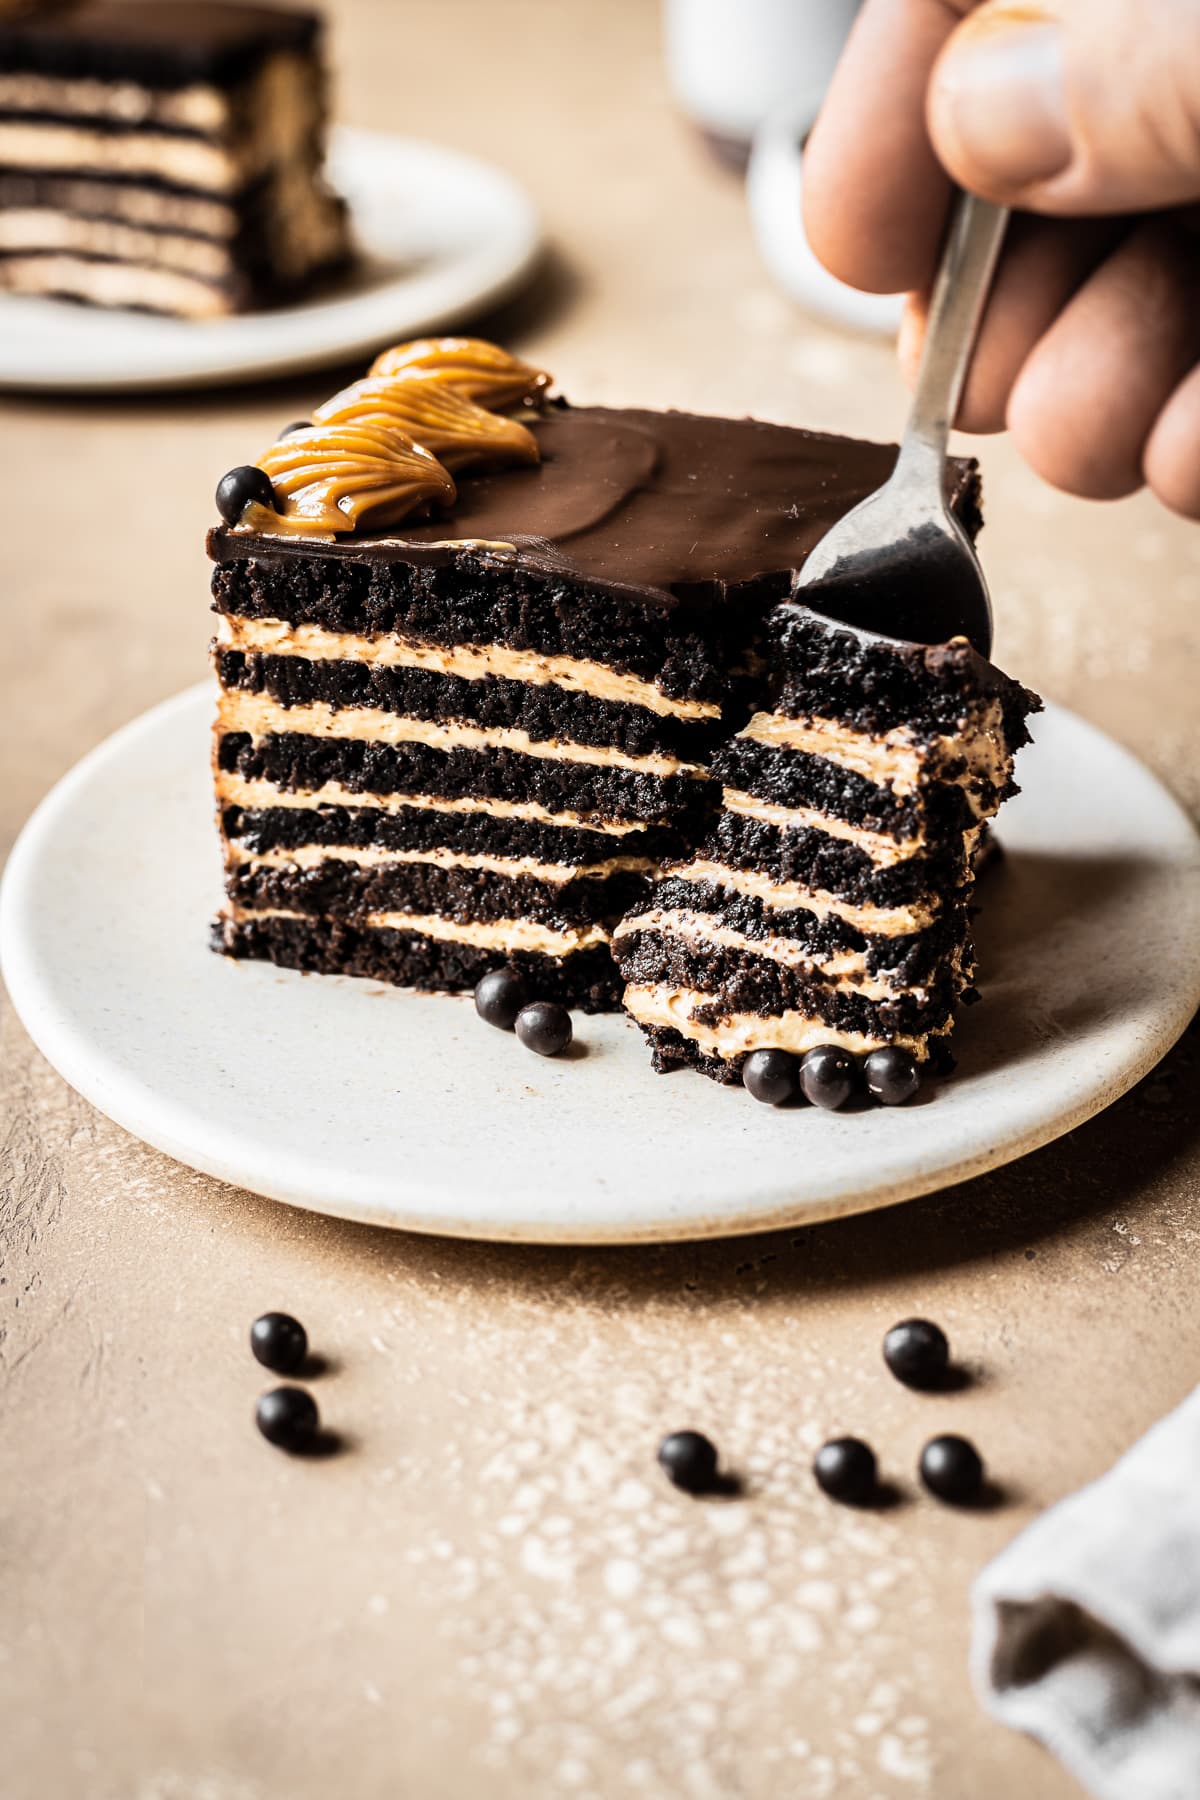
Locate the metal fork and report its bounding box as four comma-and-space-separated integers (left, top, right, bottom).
792, 192, 1009, 657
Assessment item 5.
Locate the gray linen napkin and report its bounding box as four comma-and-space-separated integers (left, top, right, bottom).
971, 1385, 1200, 1800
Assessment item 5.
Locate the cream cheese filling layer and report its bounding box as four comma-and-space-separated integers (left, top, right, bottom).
0, 208, 233, 277
671, 858, 937, 936
613, 908, 909, 999
229, 904, 608, 957
0, 119, 243, 189
4, 173, 237, 236
623, 983, 937, 1060
742, 710, 928, 793
226, 842, 656, 883
215, 690, 707, 780
0, 251, 228, 316
214, 772, 656, 836
0, 71, 231, 132
217, 615, 721, 722
741, 703, 1012, 813
721, 789, 925, 868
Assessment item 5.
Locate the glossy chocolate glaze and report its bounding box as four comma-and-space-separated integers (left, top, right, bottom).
210, 405, 981, 613
0, 2, 319, 87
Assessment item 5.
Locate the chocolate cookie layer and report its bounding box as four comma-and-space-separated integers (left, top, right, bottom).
216, 730, 711, 828
221, 802, 681, 868
225, 860, 652, 932
215, 913, 624, 1013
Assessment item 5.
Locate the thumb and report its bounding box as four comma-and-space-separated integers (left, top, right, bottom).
927, 0, 1200, 214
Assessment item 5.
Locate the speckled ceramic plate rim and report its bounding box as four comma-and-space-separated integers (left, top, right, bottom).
0, 128, 542, 393
2, 685, 1198, 1244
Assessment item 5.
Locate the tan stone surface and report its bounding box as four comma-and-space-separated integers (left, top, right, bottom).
2, 3, 1199, 1797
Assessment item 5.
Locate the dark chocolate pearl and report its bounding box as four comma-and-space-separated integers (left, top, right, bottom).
255, 1386, 318, 1452
514, 1001, 572, 1057
883, 1318, 949, 1389
799, 1044, 858, 1110
250, 1311, 308, 1375
215, 463, 276, 523
919, 1434, 984, 1504
743, 1047, 798, 1106
864, 1046, 921, 1106
813, 1436, 877, 1505
657, 1430, 719, 1494
278, 419, 312, 438
474, 966, 530, 1031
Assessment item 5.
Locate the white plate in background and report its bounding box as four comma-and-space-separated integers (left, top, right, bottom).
0, 128, 542, 393
3, 687, 1198, 1244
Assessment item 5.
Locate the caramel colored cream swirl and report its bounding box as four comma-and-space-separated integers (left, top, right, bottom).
368, 336, 551, 408
240, 420, 456, 537
233, 338, 551, 539
313, 372, 540, 473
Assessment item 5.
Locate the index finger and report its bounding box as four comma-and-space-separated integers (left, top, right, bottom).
804, 0, 970, 295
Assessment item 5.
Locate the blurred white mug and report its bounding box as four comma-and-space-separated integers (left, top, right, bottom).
663, 0, 860, 154
746, 90, 906, 336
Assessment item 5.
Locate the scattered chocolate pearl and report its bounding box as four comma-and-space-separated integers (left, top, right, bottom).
864, 1046, 921, 1106
514, 1000, 572, 1057
657, 1430, 719, 1495
278, 418, 312, 438
250, 1311, 308, 1375
799, 1044, 858, 1110
743, 1047, 798, 1106
919, 1433, 984, 1504
255, 1386, 319, 1453
883, 1318, 949, 1389
474, 966, 529, 1031
215, 463, 275, 523
813, 1436, 878, 1505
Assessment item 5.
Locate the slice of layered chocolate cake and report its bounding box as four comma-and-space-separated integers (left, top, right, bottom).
0, 0, 349, 315
613, 604, 1039, 1098
209, 338, 987, 1015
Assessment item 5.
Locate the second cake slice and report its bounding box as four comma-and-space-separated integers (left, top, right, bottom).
614, 604, 1039, 1084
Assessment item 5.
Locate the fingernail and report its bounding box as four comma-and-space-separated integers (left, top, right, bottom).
936, 20, 1071, 188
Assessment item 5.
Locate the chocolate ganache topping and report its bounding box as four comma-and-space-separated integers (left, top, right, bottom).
232, 337, 551, 539
212, 342, 982, 612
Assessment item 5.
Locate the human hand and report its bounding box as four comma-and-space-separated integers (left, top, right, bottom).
803, 0, 1200, 518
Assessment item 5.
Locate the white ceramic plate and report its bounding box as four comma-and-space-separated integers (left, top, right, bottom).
0, 128, 542, 393
3, 685, 1198, 1244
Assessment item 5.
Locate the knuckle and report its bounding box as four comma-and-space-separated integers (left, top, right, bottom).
1145, 435, 1200, 520
1132, 60, 1200, 189
1008, 372, 1139, 499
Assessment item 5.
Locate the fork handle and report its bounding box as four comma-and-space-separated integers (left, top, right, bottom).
895, 192, 1009, 494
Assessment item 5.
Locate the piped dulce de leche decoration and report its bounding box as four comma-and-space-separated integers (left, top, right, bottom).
240, 421, 456, 538
220, 338, 551, 540
312, 373, 541, 474
369, 337, 551, 409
